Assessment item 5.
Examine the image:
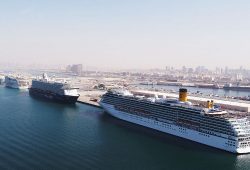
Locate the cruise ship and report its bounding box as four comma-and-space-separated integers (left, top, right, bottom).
29, 73, 80, 104
0, 75, 4, 85
5, 76, 29, 89
100, 88, 250, 154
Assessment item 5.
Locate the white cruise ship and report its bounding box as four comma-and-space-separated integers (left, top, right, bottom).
100, 88, 250, 154
5, 76, 29, 89
0, 75, 4, 85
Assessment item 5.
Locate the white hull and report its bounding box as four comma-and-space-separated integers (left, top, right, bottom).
100, 102, 250, 154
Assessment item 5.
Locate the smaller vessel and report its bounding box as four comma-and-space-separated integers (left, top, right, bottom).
223, 83, 250, 92
0, 75, 4, 85
196, 83, 220, 89
157, 81, 182, 86
29, 73, 80, 104
5, 75, 29, 89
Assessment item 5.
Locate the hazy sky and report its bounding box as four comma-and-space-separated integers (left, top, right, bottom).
0, 0, 250, 69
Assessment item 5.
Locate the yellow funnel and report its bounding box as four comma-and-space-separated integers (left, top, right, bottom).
207, 101, 211, 108
179, 88, 188, 102
207, 100, 214, 109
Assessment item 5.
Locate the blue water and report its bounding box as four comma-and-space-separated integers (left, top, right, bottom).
0, 87, 250, 170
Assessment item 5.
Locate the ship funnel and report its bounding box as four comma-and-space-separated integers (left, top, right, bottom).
179, 88, 188, 102
207, 101, 211, 109
42, 73, 48, 79
210, 100, 214, 108
206, 100, 214, 109
42, 73, 49, 82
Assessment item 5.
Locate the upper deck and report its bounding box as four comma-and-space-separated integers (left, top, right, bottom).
104, 89, 250, 120
132, 90, 250, 112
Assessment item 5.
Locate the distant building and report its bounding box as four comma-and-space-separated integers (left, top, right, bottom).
182, 66, 187, 73
236, 74, 243, 81
66, 65, 72, 72
195, 66, 207, 73
225, 66, 229, 74
66, 64, 82, 75
188, 68, 193, 73
215, 67, 221, 74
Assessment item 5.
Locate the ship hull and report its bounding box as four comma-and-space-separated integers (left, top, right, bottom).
100, 102, 250, 154
223, 87, 250, 92
5, 84, 29, 89
29, 88, 79, 104
197, 85, 220, 89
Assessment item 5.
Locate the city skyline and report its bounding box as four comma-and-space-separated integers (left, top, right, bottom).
1, 0, 250, 69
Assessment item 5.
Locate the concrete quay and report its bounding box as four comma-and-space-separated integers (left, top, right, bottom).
77, 90, 105, 108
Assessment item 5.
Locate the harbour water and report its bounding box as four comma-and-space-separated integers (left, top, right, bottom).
1, 87, 250, 170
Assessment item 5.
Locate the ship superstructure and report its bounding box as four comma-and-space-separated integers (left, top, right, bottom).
100, 88, 250, 154
29, 73, 80, 104
5, 75, 29, 89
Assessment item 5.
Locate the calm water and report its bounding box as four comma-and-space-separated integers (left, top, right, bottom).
0, 87, 250, 170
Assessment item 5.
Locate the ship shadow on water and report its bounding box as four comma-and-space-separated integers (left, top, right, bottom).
100, 111, 237, 156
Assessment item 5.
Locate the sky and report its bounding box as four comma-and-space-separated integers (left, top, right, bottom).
0, 0, 250, 69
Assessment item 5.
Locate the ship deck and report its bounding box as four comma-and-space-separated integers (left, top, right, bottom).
131, 90, 250, 112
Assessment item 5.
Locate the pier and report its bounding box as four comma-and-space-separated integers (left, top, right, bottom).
77, 90, 105, 108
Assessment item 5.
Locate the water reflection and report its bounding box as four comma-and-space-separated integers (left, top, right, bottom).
235, 154, 250, 170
